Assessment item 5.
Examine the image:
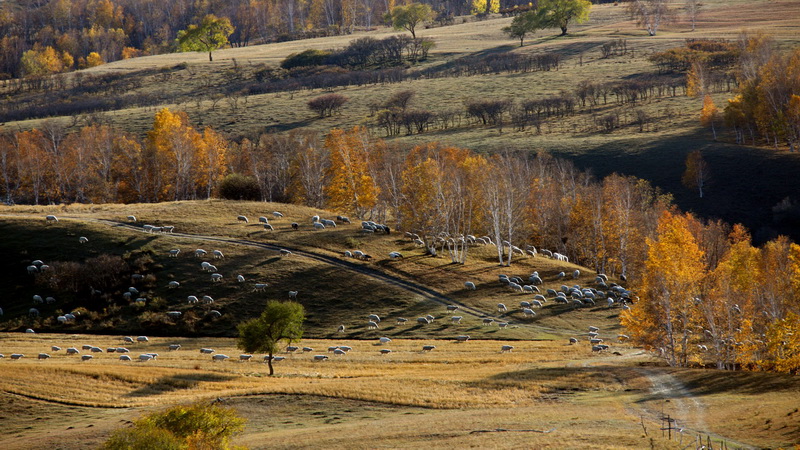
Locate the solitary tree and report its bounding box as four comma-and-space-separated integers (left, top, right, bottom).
503, 10, 545, 46
700, 94, 719, 140
682, 149, 709, 198
384, 3, 434, 39
177, 14, 235, 62
538, 0, 592, 36
237, 300, 305, 376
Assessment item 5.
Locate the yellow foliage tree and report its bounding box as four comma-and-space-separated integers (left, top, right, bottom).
147, 108, 205, 201
324, 127, 379, 218
85, 51, 104, 68
700, 94, 719, 140
621, 210, 706, 367
20, 45, 72, 77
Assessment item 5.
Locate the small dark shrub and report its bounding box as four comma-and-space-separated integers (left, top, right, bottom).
307, 93, 349, 117
281, 49, 332, 70
218, 173, 261, 200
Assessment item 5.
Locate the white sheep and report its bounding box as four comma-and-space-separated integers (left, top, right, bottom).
313, 222, 325, 230
451, 316, 463, 324
237, 274, 245, 283
416, 317, 430, 324
396, 317, 408, 324
166, 311, 182, 319
200, 348, 215, 354
302, 347, 313, 352
38, 353, 50, 359
27, 265, 38, 274
313, 355, 329, 361
253, 283, 268, 292
259, 216, 270, 224
333, 348, 346, 356
213, 250, 225, 259
522, 308, 536, 317
380, 349, 392, 355
168, 281, 180, 289
168, 344, 181, 351
422, 345, 436, 352
81, 355, 93, 361
286, 346, 299, 353
187, 295, 199, 304
446, 305, 460, 312
195, 249, 207, 258
573, 269, 581, 279
138, 354, 154, 361
168, 249, 180, 258
379, 337, 392, 344
388, 251, 403, 259
497, 303, 508, 312
119, 355, 132, 361
209, 310, 222, 318
25, 328, 35, 333
136, 336, 149, 342
202, 295, 214, 304
127, 215, 137, 222
588, 326, 599, 333
239, 354, 253, 361
288, 291, 298, 299
337, 325, 345, 333
368, 314, 381, 323
45, 215, 58, 223
263, 224, 274, 231
78, 236, 88, 244
211, 273, 223, 282
279, 249, 292, 256
367, 321, 379, 330
482, 318, 494, 326
28, 308, 39, 317
272, 211, 284, 218
237, 215, 249, 223
117, 347, 130, 353
501, 345, 514, 353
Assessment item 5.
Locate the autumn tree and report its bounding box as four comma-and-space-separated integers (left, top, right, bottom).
146, 108, 206, 201
484, 151, 531, 266
237, 300, 304, 376
400, 152, 442, 252
503, 10, 545, 47
627, 0, 672, 36
20, 45, 72, 77
176, 15, 234, 62
682, 149, 709, 198
621, 210, 706, 367
537, 0, 592, 36
324, 127, 379, 218
384, 3, 433, 39
700, 94, 720, 140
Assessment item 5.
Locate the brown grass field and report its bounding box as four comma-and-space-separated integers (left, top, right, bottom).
1, 201, 800, 448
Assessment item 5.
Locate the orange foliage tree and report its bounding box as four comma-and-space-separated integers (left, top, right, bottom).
324, 127, 379, 218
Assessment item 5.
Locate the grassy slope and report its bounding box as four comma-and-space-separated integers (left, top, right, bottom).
0, 200, 621, 339
2, 1, 800, 241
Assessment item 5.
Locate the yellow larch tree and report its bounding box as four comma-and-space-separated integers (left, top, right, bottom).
700, 94, 720, 140
324, 127, 379, 218
147, 108, 205, 201
621, 210, 706, 367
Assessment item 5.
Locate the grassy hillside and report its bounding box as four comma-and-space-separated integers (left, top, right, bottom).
0, 200, 623, 339
2, 0, 799, 242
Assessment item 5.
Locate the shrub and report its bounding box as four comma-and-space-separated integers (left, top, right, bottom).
307, 93, 349, 118
281, 49, 332, 70
218, 173, 261, 200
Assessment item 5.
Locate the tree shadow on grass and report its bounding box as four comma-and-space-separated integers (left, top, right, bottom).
124, 373, 236, 398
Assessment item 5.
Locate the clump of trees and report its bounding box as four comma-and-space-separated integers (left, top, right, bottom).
307, 93, 349, 117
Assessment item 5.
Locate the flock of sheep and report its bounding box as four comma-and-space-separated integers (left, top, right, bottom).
2, 209, 632, 365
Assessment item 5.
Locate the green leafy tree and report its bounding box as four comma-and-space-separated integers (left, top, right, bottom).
538, 0, 592, 36
384, 3, 434, 39
503, 10, 545, 47
176, 14, 235, 62
237, 300, 305, 376
102, 402, 245, 449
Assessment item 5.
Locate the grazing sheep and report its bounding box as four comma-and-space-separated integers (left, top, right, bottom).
568, 337, 579, 344
617, 335, 630, 341
368, 314, 381, 323
168, 249, 180, 258
588, 326, 599, 333
237, 274, 245, 283
337, 325, 345, 333
448, 316, 463, 324
313, 222, 325, 230
25, 328, 35, 333
446, 305, 460, 313
253, 283, 269, 292
213, 250, 225, 259
268, 356, 286, 362
396, 317, 408, 324
333, 349, 346, 356
422, 345, 436, 352
302, 347, 313, 353
379, 337, 392, 344
573, 269, 580, 279
123, 336, 134, 343
388, 251, 403, 259
27, 265, 38, 274
167, 311, 182, 319
81, 355, 93, 361
338, 346, 352, 352
259, 216, 269, 224
498, 322, 509, 328
136, 336, 149, 342
239, 354, 253, 361
209, 310, 222, 318
501, 345, 514, 353
44, 296, 55, 304
509, 283, 523, 293
195, 249, 207, 258
119, 355, 132, 361
263, 223, 275, 231
416, 317, 430, 324
29, 308, 39, 317
127, 215, 137, 222
117, 347, 129, 353
592, 345, 609, 352
497, 303, 508, 312
78, 236, 88, 244
367, 321, 379, 330
187, 295, 199, 304
38, 353, 50, 360
81, 344, 94, 350
66, 347, 80, 355
482, 318, 494, 326
279, 249, 292, 256
456, 335, 470, 342
288, 291, 298, 299
464, 281, 476, 290
286, 346, 299, 353
522, 308, 536, 317
212, 354, 230, 362
51, 346, 61, 352
33, 294, 44, 304
200, 348, 215, 354
138, 354, 155, 362
211, 273, 223, 282
272, 211, 284, 218
45, 215, 58, 223
291, 222, 299, 230
168, 344, 181, 351
532, 300, 543, 308
237, 215, 249, 223
313, 355, 329, 361
168, 281, 180, 289
426, 314, 435, 322
590, 338, 604, 345
321, 219, 336, 228
380, 349, 392, 355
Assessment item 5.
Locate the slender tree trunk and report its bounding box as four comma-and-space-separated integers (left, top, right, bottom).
268, 351, 274, 375
560, 26, 567, 36
209, 51, 213, 61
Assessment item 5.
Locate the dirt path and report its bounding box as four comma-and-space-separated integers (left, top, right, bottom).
636, 368, 708, 433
